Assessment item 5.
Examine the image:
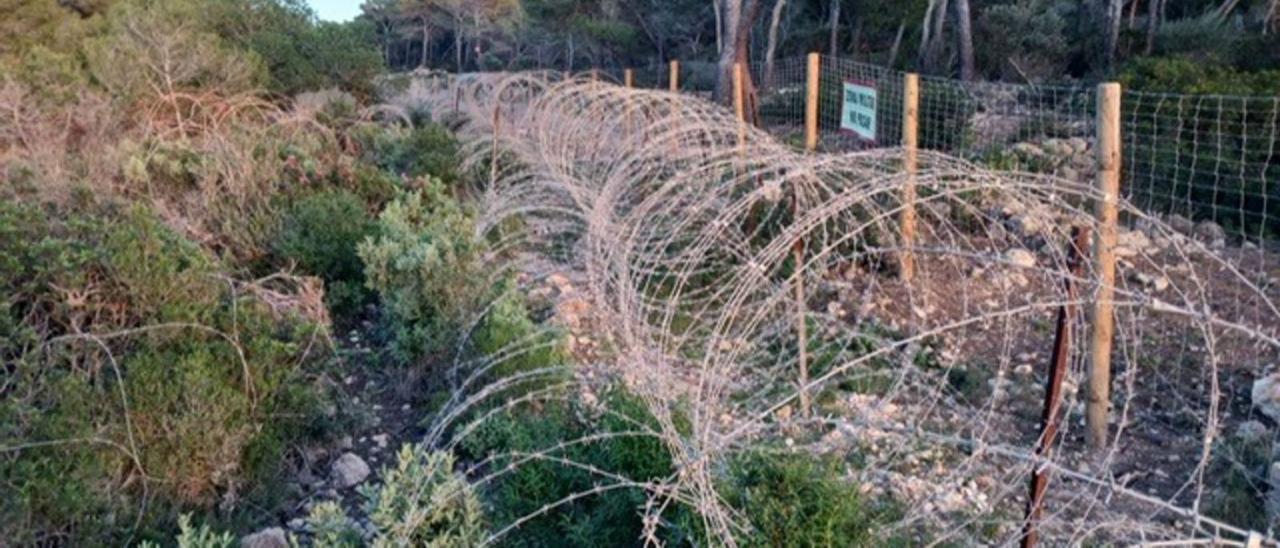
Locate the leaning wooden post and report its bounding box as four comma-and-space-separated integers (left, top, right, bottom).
1022, 227, 1091, 548
624, 68, 634, 88
490, 102, 501, 186
900, 73, 920, 283
1087, 83, 1121, 450
669, 60, 680, 92
733, 62, 747, 148
805, 53, 820, 151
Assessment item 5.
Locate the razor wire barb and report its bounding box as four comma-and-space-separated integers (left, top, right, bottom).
378, 60, 1280, 546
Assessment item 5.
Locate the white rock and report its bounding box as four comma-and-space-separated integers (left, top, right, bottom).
1012, 142, 1045, 158
1236, 420, 1268, 441
371, 434, 389, 449
1066, 137, 1089, 154
546, 273, 570, 287
1166, 214, 1195, 235
1253, 373, 1280, 422
1118, 229, 1152, 252
330, 453, 371, 489
1131, 271, 1170, 292
1005, 248, 1037, 269
241, 527, 289, 548
1194, 221, 1227, 247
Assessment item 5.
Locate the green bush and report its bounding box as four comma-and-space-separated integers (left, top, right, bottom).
1118, 57, 1280, 95
276, 190, 374, 318
359, 182, 490, 364
0, 203, 331, 544
724, 451, 896, 547
208, 0, 384, 97
1118, 57, 1280, 239
138, 514, 238, 548
975, 0, 1070, 82
146, 447, 487, 548
470, 288, 568, 382
300, 449, 488, 547
1204, 433, 1271, 532
459, 388, 698, 547
361, 446, 487, 546
361, 123, 462, 184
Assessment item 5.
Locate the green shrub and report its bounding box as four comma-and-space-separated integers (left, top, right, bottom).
1118, 57, 1280, 95
359, 182, 490, 364
361, 124, 461, 184
361, 446, 487, 546
1118, 57, 1280, 239
459, 388, 697, 547
724, 451, 896, 547
975, 0, 1070, 82
1147, 16, 1240, 61
1204, 433, 1271, 532
146, 447, 486, 548
137, 514, 239, 548
470, 288, 568, 382
0, 203, 331, 544
276, 190, 374, 317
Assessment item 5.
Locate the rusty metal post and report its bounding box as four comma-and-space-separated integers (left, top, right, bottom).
1022, 226, 1091, 548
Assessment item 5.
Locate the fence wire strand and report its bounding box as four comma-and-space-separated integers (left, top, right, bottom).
382, 63, 1280, 546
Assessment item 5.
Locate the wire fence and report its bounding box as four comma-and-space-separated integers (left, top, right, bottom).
1124, 91, 1280, 246
555, 53, 1277, 287
744, 56, 1280, 257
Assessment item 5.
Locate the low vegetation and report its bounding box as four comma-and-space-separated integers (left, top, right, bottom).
4, 0, 1279, 546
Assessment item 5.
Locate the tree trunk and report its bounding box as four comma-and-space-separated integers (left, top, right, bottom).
421, 19, 431, 68
919, 0, 950, 73
716, 0, 763, 121
714, 0, 724, 54
917, 0, 938, 67
929, 0, 950, 72
848, 17, 862, 59
887, 21, 906, 69
1102, 0, 1123, 71
1144, 0, 1161, 53
763, 0, 788, 92
716, 0, 743, 101
954, 0, 975, 80
454, 21, 463, 73
1127, 0, 1140, 29
1212, 0, 1243, 21
828, 0, 841, 58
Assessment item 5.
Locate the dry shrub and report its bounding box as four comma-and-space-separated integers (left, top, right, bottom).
0, 76, 125, 202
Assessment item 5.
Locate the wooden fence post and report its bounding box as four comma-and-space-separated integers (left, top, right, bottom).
624, 68, 634, 88
900, 73, 920, 282
490, 102, 501, 186
669, 60, 680, 92
805, 53, 821, 152
1087, 83, 1121, 450
733, 62, 747, 147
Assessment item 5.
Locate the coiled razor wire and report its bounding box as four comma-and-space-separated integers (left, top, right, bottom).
390, 71, 1280, 547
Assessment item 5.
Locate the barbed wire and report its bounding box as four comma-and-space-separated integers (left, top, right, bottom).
384, 67, 1280, 546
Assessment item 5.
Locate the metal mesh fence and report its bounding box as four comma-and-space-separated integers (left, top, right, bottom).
675, 60, 721, 98
1124, 91, 1280, 248
818, 57, 905, 152
557, 54, 1279, 259
749, 56, 807, 146
916, 76, 1095, 165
